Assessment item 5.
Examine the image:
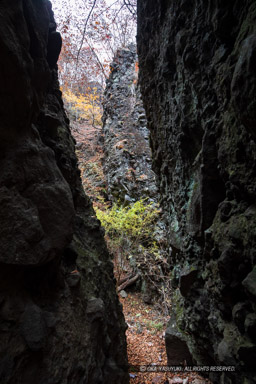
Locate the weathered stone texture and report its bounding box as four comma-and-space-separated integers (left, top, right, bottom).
102, 44, 158, 203
137, 0, 256, 383
102, 46, 170, 305
0, 1, 128, 383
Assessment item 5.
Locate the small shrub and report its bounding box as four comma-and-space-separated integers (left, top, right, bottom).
95, 199, 160, 272
95, 198, 172, 315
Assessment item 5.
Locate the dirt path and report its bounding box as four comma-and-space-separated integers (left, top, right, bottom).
119, 292, 212, 384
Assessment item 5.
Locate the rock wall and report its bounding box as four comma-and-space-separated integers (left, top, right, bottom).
102, 46, 170, 305
137, 1, 256, 383
102, 45, 158, 203
0, 1, 128, 383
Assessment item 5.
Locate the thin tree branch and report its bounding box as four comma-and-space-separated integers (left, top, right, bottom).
76, 0, 97, 67
84, 36, 108, 79
112, 3, 125, 23
96, 0, 120, 17
118, 273, 134, 286
117, 274, 139, 292
123, 0, 136, 17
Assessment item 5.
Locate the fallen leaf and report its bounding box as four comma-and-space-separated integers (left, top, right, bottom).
152, 376, 162, 383
170, 378, 183, 384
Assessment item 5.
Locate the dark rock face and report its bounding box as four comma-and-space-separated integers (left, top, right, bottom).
0, 1, 128, 383
102, 45, 158, 203
165, 313, 193, 366
137, 0, 256, 383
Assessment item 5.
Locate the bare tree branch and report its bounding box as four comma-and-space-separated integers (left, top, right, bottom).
84, 36, 108, 79
96, 0, 120, 17
123, 0, 136, 17
117, 274, 139, 292
112, 3, 125, 23
76, 0, 97, 67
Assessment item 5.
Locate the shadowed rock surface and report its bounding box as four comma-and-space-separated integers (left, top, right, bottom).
0, 1, 128, 383
137, 0, 256, 383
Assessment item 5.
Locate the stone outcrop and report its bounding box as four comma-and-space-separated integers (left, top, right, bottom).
102, 44, 158, 203
137, 0, 256, 383
102, 46, 170, 305
0, 1, 128, 383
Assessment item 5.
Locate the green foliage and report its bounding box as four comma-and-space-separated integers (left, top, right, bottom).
95, 198, 160, 245
95, 198, 161, 280
144, 320, 164, 332
96, 198, 172, 315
